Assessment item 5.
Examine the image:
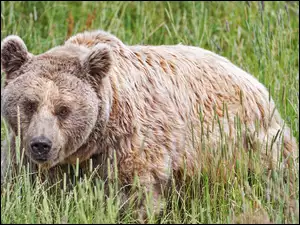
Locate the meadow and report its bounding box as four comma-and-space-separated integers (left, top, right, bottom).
1, 1, 299, 223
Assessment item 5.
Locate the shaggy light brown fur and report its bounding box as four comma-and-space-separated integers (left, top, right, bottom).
1, 30, 298, 220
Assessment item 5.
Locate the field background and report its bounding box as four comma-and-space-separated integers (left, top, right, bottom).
1, 1, 299, 224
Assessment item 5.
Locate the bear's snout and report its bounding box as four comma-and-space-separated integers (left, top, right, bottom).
30, 136, 52, 162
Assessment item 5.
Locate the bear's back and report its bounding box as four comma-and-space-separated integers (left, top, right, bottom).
65, 30, 272, 130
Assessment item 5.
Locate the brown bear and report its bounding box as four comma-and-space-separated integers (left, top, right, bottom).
1, 30, 298, 219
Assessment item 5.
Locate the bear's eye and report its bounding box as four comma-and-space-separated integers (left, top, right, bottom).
24, 100, 38, 115
56, 106, 70, 119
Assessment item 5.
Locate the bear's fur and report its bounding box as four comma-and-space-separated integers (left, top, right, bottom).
1, 30, 298, 219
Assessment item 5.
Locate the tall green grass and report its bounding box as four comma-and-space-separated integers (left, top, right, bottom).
1, 1, 299, 224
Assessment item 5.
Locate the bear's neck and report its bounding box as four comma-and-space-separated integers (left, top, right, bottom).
65, 68, 135, 165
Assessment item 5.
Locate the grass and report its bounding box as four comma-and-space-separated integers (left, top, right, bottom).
1, 1, 299, 224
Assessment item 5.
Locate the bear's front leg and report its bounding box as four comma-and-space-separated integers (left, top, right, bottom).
1, 133, 16, 185
1, 139, 8, 185
117, 157, 171, 223
117, 175, 166, 223
136, 181, 166, 223
1, 132, 38, 186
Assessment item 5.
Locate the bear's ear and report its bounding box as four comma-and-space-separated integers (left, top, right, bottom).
82, 43, 112, 83
1, 35, 30, 78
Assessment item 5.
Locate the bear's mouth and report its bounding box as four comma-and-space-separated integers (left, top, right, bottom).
27, 146, 60, 168
28, 148, 51, 164
31, 152, 48, 162
30, 154, 51, 165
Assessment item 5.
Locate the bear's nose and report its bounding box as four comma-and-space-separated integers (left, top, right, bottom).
30, 136, 52, 155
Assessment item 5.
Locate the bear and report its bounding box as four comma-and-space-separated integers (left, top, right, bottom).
1, 30, 298, 221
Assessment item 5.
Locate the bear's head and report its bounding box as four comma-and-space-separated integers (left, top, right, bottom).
1, 35, 113, 168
